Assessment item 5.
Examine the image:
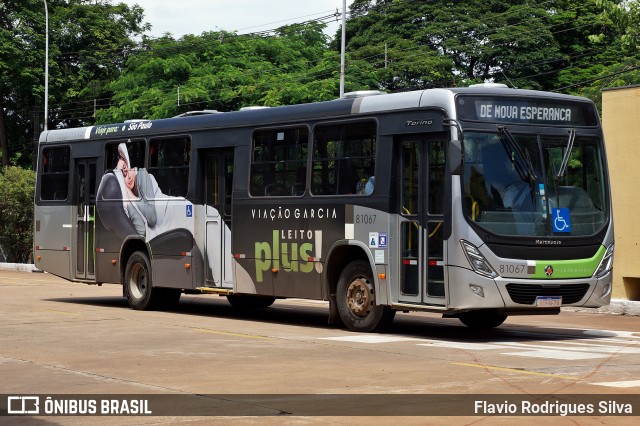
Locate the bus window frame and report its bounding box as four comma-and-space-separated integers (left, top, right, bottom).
148, 135, 192, 198
38, 145, 72, 203
309, 118, 378, 198
248, 124, 311, 198
458, 123, 610, 249
103, 139, 148, 174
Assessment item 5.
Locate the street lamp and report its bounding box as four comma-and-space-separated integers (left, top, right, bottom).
44, 0, 48, 131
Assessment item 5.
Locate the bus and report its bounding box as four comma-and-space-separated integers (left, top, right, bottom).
34, 84, 614, 332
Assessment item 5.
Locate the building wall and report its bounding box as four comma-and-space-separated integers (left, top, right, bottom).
602, 85, 640, 300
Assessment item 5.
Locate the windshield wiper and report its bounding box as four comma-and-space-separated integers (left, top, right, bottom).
497, 125, 537, 183
555, 129, 576, 180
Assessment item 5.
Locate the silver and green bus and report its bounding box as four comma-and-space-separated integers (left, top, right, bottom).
34, 84, 613, 332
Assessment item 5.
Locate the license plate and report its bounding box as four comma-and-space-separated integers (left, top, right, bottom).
535, 296, 562, 307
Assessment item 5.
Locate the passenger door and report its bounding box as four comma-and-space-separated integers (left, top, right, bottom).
397, 135, 447, 305
204, 149, 234, 288
73, 158, 97, 281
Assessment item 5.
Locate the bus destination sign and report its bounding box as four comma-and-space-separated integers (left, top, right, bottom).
456, 96, 598, 126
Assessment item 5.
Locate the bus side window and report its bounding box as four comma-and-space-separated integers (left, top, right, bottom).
311, 121, 376, 196
149, 138, 190, 197
250, 127, 308, 197
104, 139, 146, 173
40, 146, 71, 201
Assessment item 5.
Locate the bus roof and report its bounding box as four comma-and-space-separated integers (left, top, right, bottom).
39, 87, 595, 144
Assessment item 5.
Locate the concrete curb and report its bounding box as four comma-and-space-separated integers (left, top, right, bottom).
0, 263, 638, 316
562, 299, 640, 317
0, 263, 40, 273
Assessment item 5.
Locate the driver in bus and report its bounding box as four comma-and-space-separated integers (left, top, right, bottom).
481, 141, 536, 211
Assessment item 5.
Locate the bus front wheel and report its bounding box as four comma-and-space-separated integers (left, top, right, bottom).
458, 310, 507, 329
336, 260, 395, 332
124, 251, 161, 310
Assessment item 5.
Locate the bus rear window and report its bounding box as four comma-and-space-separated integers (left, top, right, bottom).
40, 146, 70, 201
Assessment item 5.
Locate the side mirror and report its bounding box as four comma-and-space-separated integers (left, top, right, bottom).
448, 139, 462, 175
443, 118, 463, 176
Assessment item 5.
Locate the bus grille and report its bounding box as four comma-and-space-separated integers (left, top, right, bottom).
505, 283, 590, 305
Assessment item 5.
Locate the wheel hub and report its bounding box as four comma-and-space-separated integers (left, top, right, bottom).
129, 263, 147, 299
346, 277, 373, 317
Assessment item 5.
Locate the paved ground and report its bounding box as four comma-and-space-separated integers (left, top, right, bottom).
1, 269, 639, 425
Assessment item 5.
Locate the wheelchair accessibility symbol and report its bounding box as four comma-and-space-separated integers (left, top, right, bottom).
552, 208, 571, 233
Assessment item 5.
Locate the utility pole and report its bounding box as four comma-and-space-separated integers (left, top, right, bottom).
44, 0, 49, 131
339, 0, 346, 97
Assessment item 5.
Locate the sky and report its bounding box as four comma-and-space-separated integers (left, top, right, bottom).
118, 0, 355, 39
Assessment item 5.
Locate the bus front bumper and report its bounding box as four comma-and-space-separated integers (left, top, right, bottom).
446, 266, 612, 312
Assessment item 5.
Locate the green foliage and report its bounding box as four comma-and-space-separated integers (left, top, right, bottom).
578, 57, 640, 110
3, 0, 640, 167
96, 22, 378, 122
0, 166, 35, 263
345, 1, 564, 90
594, 0, 640, 53
0, 0, 147, 168
343, 0, 640, 105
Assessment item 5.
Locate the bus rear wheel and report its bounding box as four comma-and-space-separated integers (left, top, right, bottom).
124, 251, 162, 310
336, 260, 395, 332
458, 310, 507, 329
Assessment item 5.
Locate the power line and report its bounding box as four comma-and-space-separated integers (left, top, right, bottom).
553, 65, 640, 92
44, 0, 633, 121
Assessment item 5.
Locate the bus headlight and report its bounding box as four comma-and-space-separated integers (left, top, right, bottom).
593, 243, 614, 279
461, 240, 498, 279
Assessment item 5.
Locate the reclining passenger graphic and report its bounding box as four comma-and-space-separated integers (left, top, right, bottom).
96, 143, 195, 255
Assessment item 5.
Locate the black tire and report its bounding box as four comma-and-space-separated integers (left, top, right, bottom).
226, 295, 276, 309
458, 310, 507, 329
124, 251, 161, 310
336, 260, 395, 332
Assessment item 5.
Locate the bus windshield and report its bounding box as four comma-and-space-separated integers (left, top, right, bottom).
463, 130, 607, 237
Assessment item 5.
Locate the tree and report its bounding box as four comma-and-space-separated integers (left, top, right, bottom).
342, 0, 633, 94
0, 166, 35, 263
0, 0, 147, 168
594, 0, 640, 53
576, 58, 640, 110
345, 1, 567, 90
96, 22, 378, 123
553, 0, 640, 105
0, 0, 45, 167
342, 0, 455, 91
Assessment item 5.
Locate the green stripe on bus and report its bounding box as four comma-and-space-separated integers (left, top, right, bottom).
531, 245, 605, 279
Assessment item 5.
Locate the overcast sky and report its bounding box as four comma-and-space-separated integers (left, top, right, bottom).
118, 0, 355, 39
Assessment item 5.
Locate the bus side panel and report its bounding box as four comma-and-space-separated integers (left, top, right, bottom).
232, 203, 345, 299
234, 258, 273, 295
273, 261, 323, 299
152, 255, 194, 289
34, 205, 72, 280
95, 251, 120, 284
95, 198, 126, 284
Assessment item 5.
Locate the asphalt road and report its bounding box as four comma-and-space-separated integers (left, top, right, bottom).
1, 270, 639, 424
